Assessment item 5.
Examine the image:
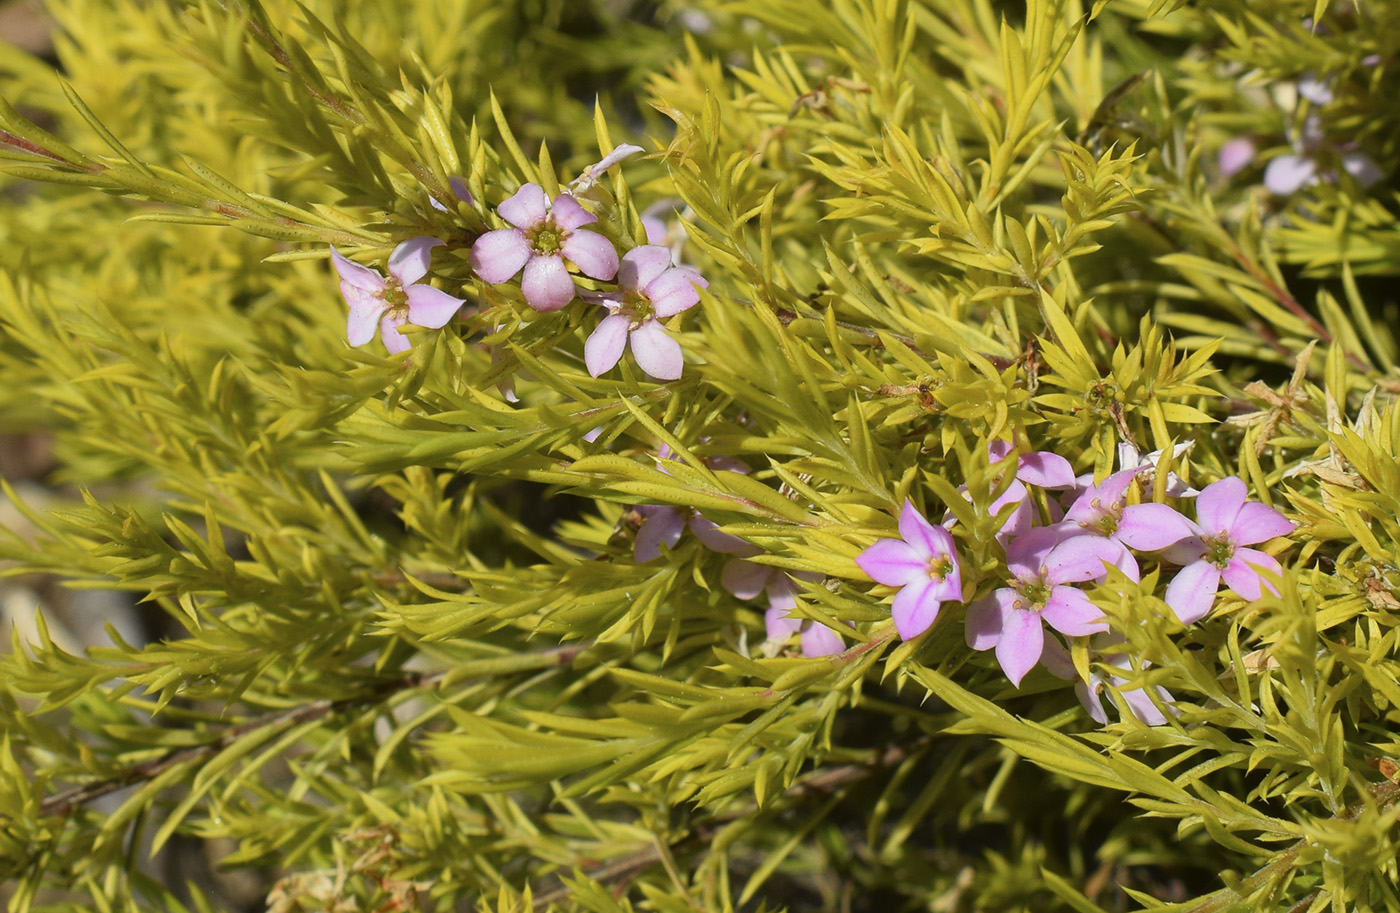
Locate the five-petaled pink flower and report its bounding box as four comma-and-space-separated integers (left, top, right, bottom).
965, 527, 1122, 687
1162, 477, 1295, 624
584, 245, 706, 380
856, 501, 964, 640
470, 183, 619, 312
332, 237, 465, 355
1054, 468, 1194, 577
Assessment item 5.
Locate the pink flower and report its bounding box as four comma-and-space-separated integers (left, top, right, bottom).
723, 562, 840, 658
469, 183, 619, 312
584, 245, 706, 380
1054, 468, 1194, 576
1041, 636, 1175, 726
856, 501, 963, 640
634, 505, 753, 563
764, 605, 844, 658
331, 237, 465, 355
1162, 477, 1295, 624
965, 527, 1121, 687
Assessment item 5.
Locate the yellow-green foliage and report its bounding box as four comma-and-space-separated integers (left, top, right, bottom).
1, 0, 1398, 911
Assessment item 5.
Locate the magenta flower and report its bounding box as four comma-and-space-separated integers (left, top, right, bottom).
1162, 477, 1295, 624
331, 237, 465, 355
584, 245, 706, 380
965, 527, 1121, 687
856, 501, 963, 640
469, 183, 619, 312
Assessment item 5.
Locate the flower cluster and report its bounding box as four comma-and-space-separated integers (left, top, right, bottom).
856, 441, 1294, 722
329, 153, 707, 381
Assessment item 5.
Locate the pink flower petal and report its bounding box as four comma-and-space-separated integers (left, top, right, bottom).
996, 608, 1044, 687
470, 229, 532, 283
1121, 685, 1172, 726
344, 289, 386, 347
561, 229, 620, 280
1164, 560, 1221, 624
765, 574, 800, 611
646, 266, 704, 317
965, 589, 1015, 651
585, 313, 631, 377
550, 193, 597, 231
1231, 503, 1295, 545
628, 321, 684, 380
1017, 451, 1077, 489
891, 578, 941, 640
1264, 155, 1317, 195
388, 236, 444, 286
1041, 586, 1108, 637
405, 285, 465, 328
765, 606, 803, 640
1195, 477, 1247, 536
331, 247, 385, 291
722, 558, 772, 600
619, 245, 674, 290
521, 254, 576, 312
379, 313, 411, 355
1218, 137, 1256, 178
856, 538, 924, 587
634, 506, 686, 563
688, 516, 759, 556
497, 183, 549, 229
801, 623, 845, 658
1043, 535, 1121, 585
1223, 548, 1283, 600
1117, 503, 1194, 551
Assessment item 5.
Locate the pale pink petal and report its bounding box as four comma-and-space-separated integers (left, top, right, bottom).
628, 322, 684, 380
1342, 153, 1384, 188
987, 440, 1014, 464
1039, 637, 1077, 680
1162, 530, 1207, 566
619, 245, 674, 290
1264, 154, 1317, 195
1117, 504, 1194, 551
1231, 503, 1295, 545
388, 236, 444, 286
497, 183, 549, 228
1077, 679, 1110, 725
379, 313, 411, 355
1005, 526, 1063, 579
856, 538, 924, 587
688, 516, 759, 556
1218, 137, 1256, 178
722, 558, 772, 600
996, 608, 1045, 687
765, 606, 803, 641
1041, 586, 1108, 637
1195, 477, 1247, 536
801, 623, 845, 658
965, 589, 1014, 651
991, 481, 1034, 545
765, 574, 800, 612
634, 506, 685, 563
469, 229, 532, 283
642, 215, 667, 245
331, 247, 385, 291
521, 254, 576, 312
1121, 685, 1172, 726
561, 229, 620, 280
890, 578, 940, 640
1043, 535, 1121, 585
1223, 548, 1283, 600
1164, 560, 1221, 624
344, 290, 386, 347
646, 267, 704, 317
550, 193, 598, 231
405, 285, 465, 328
585, 314, 631, 377
1096, 468, 1142, 506
448, 175, 473, 204
1017, 451, 1077, 489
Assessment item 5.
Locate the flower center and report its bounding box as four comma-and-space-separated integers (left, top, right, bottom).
927, 555, 953, 582
1080, 497, 1122, 537
529, 221, 563, 255
1013, 573, 1051, 610
1203, 533, 1235, 568
623, 287, 655, 322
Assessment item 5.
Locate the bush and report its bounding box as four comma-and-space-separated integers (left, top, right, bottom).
2, 1, 1399, 910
